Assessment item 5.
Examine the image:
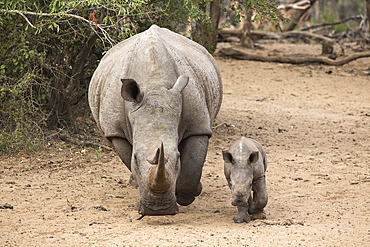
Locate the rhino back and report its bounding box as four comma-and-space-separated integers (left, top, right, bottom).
88, 25, 222, 143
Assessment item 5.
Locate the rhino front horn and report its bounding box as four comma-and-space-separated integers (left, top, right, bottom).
148, 142, 171, 193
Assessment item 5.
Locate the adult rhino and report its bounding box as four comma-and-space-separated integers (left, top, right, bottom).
89, 25, 222, 216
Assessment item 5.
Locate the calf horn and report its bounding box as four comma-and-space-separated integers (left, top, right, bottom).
148, 142, 170, 193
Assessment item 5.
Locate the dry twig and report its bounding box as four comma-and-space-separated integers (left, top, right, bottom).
59, 134, 112, 151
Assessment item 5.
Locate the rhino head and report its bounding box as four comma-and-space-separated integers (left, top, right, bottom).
223, 150, 259, 207
120, 75, 189, 215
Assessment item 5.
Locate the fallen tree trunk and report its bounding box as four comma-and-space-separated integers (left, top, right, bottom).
280, 31, 335, 55
249, 30, 280, 40
219, 29, 280, 42
280, 31, 334, 43
217, 47, 370, 66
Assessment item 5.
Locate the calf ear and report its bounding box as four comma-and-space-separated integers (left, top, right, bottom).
249, 151, 259, 164
172, 75, 189, 93
222, 151, 233, 163
121, 79, 141, 102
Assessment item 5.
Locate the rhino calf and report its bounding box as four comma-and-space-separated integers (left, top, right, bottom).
222, 137, 268, 223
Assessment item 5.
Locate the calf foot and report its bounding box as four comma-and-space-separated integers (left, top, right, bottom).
233, 213, 251, 223
250, 211, 266, 220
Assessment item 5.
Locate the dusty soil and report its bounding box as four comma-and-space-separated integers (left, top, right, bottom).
1, 43, 369, 246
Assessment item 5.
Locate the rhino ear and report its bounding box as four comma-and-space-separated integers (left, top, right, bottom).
222, 151, 233, 164
249, 151, 259, 164
121, 79, 141, 102
172, 75, 189, 93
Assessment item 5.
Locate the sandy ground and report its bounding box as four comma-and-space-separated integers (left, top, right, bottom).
1, 43, 369, 246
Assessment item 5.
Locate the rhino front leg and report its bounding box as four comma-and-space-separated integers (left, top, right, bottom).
111, 137, 137, 187
176, 135, 209, 206
248, 176, 268, 216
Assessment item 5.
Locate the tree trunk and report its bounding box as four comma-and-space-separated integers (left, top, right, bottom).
193, 1, 208, 49
240, 10, 254, 48
193, 1, 221, 53
330, 0, 340, 19
313, 0, 320, 20
67, 33, 98, 106
48, 34, 98, 129
366, 0, 370, 33
210, 0, 221, 52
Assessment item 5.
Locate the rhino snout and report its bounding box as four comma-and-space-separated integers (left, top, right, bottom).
139, 203, 179, 216
138, 192, 179, 215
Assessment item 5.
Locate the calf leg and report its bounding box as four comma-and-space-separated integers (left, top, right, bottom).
248, 176, 268, 215
176, 135, 209, 206
111, 137, 137, 187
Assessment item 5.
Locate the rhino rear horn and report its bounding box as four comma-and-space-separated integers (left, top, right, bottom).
171, 75, 189, 93
148, 142, 171, 193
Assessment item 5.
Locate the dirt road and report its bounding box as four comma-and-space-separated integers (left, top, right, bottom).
1, 43, 369, 246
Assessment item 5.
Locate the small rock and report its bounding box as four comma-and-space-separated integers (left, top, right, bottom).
0, 203, 13, 209
89, 206, 108, 211
89, 222, 104, 226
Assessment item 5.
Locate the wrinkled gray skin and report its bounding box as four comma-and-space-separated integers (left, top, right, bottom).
223, 137, 268, 223
88, 25, 222, 216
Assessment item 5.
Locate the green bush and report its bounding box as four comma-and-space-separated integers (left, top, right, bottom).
0, 14, 48, 153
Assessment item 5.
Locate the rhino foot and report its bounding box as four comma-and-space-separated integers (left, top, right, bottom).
129, 174, 138, 188
233, 213, 251, 223
176, 182, 202, 206
176, 193, 195, 206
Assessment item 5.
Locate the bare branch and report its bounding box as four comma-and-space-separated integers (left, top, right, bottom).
300, 15, 365, 32
0, 9, 36, 28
